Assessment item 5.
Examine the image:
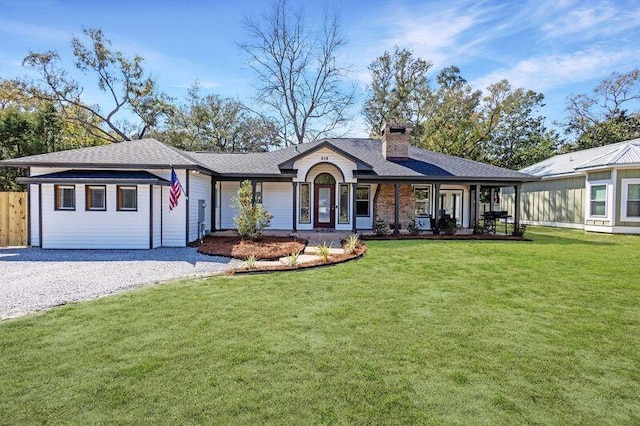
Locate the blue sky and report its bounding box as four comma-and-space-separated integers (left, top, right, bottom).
1, 0, 639, 137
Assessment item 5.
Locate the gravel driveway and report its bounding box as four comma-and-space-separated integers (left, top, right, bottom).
0, 247, 242, 320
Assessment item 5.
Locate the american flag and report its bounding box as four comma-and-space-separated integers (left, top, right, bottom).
169, 168, 183, 211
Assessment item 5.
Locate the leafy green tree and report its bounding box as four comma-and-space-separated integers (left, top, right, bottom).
0, 79, 40, 111
0, 104, 62, 190
23, 28, 172, 143
419, 66, 482, 159
231, 180, 273, 240
363, 46, 432, 139
564, 68, 640, 150
240, 0, 356, 144
0, 79, 106, 191
363, 49, 559, 169
153, 83, 279, 152
480, 80, 557, 170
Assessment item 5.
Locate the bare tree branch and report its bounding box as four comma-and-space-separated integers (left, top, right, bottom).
22, 28, 171, 143
563, 68, 640, 149
240, 0, 355, 145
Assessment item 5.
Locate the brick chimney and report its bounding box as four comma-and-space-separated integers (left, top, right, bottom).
381, 122, 411, 160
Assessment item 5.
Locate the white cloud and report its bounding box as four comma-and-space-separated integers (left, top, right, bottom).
0, 18, 69, 42
541, 1, 640, 39
344, 0, 506, 84
471, 47, 640, 92
383, 13, 477, 67
543, 5, 614, 37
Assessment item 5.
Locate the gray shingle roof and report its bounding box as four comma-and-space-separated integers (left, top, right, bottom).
191, 138, 534, 181
1, 137, 536, 182
0, 138, 200, 169
521, 138, 640, 177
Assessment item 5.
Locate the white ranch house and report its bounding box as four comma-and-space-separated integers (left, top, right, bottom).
0, 124, 536, 249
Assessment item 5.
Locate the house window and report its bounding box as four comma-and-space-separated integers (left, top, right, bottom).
254, 182, 263, 204
622, 179, 640, 221
356, 186, 370, 217
85, 185, 106, 211
339, 184, 349, 223
117, 186, 137, 211
54, 185, 75, 210
299, 183, 310, 223
414, 186, 431, 216
590, 184, 607, 217
626, 184, 640, 217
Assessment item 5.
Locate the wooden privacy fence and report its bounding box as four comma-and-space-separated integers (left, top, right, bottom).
0, 192, 28, 247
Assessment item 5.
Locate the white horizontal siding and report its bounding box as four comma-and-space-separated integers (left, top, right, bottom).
293, 147, 356, 183
158, 168, 187, 247
153, 186, 162, 248
305, 163, 344, 184
30, 184, 40, 246
219, 181, 293, 231
220, 181, 240, 229
262, 182, 293, 229
41, 183, 150, 249
188, 172, 212, 241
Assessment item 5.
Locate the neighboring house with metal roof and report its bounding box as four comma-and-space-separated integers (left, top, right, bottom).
502, 138, 640, 234
0, 123, 536, 249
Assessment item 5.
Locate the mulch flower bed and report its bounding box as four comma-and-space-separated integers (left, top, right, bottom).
235, 242, 368, 274
194, 235, 368, 274
195, 236, 308, 260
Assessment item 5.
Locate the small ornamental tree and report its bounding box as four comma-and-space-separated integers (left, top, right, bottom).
232, 180, 273, 239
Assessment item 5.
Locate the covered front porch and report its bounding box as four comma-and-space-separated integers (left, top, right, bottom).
362, 180, 523, 236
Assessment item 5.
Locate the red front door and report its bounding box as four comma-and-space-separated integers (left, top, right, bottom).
314, 184, 335, 228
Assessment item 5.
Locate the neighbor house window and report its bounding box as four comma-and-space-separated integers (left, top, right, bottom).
356, 186, 370, 217
85, 185, 106, 211
622, 179, 640, 221
590, 184, 607, 217
54, 185, 75, 210
339, 184, 349, 223
414, 186, 431, 216
117, 186, 137, 211
299, 183, 310, 223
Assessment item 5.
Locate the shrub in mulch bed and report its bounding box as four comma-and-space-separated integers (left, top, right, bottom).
195, 236, 308, 260
234, 242, 368, 275
361, 234, 531, 241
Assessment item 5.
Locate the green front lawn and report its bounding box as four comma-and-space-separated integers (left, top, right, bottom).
1, 227, 639, 424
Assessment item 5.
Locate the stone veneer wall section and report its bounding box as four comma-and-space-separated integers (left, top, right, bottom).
375, 184, 415, 228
